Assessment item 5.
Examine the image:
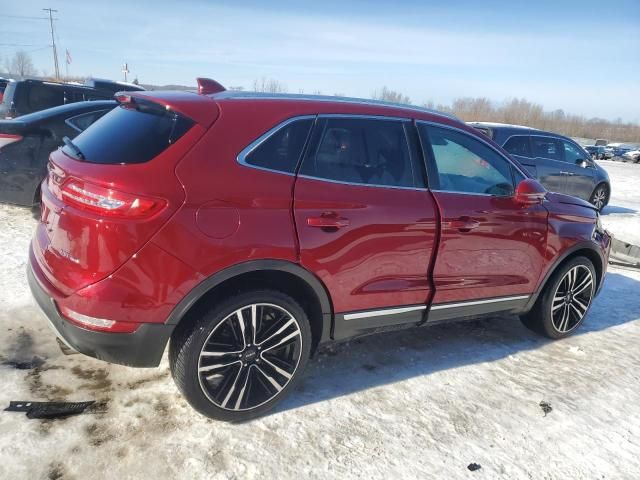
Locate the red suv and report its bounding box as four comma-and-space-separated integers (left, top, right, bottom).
28, 78, 611, 421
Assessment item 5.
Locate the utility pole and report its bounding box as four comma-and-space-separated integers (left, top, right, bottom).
43, 8, 60, 80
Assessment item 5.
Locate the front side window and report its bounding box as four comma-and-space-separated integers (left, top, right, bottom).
242, 118, 313, 173
503, 135, 531, 158
420, 124, 515, 196
563, 140, 587, 163
300, 117, 420, 188
531, 136, 563, 161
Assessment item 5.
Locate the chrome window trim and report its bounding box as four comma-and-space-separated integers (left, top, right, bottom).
416, 120, 530, 180
236, 115, 316, 177
297, 174, 428, 191
429, 295, 530, 311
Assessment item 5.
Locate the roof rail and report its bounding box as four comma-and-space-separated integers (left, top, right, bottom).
197, 78, 225, 95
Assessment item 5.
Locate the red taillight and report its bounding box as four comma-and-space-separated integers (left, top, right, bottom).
58, 305, 139, 333
60, 178, 165, 218
0, 133, 22, 149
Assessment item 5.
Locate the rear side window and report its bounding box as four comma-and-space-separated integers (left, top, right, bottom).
531, 136, 563, 161
420, 124, 515, 196
503, 135, 531, 158
300, 117, 421, 188
241, 118, 313, 173
29, 84, 64, 111
63, 103, 193, 164
66, 109, 111, 132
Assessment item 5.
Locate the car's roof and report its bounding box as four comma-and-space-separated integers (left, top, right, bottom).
8, 100, 115, 124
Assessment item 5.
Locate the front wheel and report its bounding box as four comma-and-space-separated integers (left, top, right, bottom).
589, 183, 609, 211
521, 256, 596, 339
170, 290, 312, 421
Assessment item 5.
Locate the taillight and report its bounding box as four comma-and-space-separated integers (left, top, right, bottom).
0, 133, 22, 149
60, 178, 165, 218
58, 305, 140, 333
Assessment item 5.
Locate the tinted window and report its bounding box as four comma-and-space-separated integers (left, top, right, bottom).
503, 135, 531, 157
66, 109, 111, 132
63, 103, 193, 164
563, 140, 587, 163
243, 118, 313, 173
531, 136, 563, 161
300, 118, 420, 188
421, 124, 515, 196
28, 84, 64, 111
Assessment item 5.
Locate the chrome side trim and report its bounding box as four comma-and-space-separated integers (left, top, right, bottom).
343, 305, 426, 321
297, 174, 428, 192
429, 295, 530, 311
236, 115, 316, 176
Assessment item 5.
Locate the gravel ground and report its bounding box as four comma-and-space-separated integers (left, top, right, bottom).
0, 162, 639, 479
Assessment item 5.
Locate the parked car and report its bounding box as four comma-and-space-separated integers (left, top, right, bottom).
0, 100, 115, 206
469, 123, 611, 210
28, 79, 611, 421
622, 150, 640, 163
609, 145, 633, 158
0, 77, 9, 104
0, 78, 141, 118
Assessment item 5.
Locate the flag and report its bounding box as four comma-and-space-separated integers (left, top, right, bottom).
65, 49, 72, 65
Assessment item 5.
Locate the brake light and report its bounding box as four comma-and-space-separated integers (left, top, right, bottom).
58, 305, 139, 333
60, 178, 165, 218
0, 133, 22, 149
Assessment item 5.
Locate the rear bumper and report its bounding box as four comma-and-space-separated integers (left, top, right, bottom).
28, 260, 173, 368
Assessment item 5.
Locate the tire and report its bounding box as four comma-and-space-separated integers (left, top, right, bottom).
520, 256, 596, 339
170, 289, 312, 421
589, 183, 609, 211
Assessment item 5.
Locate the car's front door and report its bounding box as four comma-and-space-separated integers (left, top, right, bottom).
530, 135, 568, 194
560, 139, 596, 200
418, 123, 548, 321
293, 116, 438, 338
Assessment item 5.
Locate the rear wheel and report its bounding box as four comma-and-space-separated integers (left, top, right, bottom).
170, 290, 311, 421
589, 183, 609, 211
521, 257, 596, 339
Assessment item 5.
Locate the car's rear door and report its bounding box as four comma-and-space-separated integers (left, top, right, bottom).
418, 123, 548, 321
293, 115, 438, 339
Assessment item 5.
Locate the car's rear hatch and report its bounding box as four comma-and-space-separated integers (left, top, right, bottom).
32, 91, 218, 295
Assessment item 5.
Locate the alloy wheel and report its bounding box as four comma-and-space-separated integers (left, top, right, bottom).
551, 265, 594, 333
197, 303, 303, 411
591, 187, 607, 210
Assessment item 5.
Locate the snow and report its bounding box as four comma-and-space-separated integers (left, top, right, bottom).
1, 168, 640, 479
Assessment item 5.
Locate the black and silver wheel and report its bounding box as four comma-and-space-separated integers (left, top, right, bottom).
170, 290, 311, 421
589, 183, 609, 211
521, 256, 596, 339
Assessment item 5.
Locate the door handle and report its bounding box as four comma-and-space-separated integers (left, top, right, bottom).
307, 213, 350, 229
448, 217, 480, 232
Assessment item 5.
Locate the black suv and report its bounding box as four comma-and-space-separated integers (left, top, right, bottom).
0, 78, 143, 119
469, 122, 611, 210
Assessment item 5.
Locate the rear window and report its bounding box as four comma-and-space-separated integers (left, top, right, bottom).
63, 102, 193, 164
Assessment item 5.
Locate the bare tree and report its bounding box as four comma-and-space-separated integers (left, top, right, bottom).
372, 86, 411, 105
253, 77, 286, 93
8, 50, 37, 78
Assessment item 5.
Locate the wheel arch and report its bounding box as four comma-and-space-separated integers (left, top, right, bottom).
166, 260, 334, 354
525, 242, 605, 312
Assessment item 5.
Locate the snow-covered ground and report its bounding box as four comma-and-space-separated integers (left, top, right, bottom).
1, 164, 639, 479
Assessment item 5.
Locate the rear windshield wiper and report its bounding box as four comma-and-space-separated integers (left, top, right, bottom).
62, 136, 85, 160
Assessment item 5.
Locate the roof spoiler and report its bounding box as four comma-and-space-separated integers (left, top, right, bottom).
196, 78, 225, 95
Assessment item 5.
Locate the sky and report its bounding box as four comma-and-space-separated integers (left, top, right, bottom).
1, 0, 639, 123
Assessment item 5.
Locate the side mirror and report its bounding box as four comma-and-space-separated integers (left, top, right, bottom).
515, 178, 546, 205
575, 159, 589, 168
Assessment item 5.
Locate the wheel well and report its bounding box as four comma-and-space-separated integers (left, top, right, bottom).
547, 248, 604, 291
172, 270, 326, 354
592, 182, 610, 200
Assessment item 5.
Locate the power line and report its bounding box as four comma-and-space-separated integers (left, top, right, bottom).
42, 8, 60, 80
0, 43, 47, 47
0, 14, 51, 20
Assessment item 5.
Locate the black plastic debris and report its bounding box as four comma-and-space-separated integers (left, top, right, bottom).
5, 401, 95, 419
467, 463, 482, 472
539, 401, 553, 416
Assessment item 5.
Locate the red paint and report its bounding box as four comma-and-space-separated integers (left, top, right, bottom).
29, 88, 610, 338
